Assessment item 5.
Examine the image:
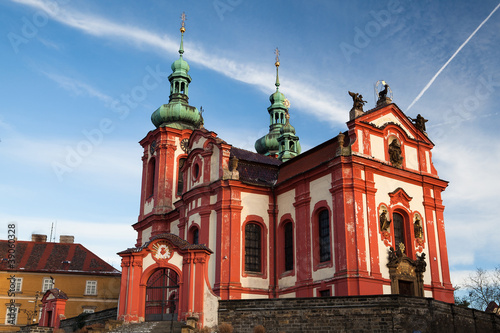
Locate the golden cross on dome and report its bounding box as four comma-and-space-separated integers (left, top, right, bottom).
274, 47, 280, 64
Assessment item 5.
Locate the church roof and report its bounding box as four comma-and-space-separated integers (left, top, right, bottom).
231, 147, 281, 186
0, 239, 120, 276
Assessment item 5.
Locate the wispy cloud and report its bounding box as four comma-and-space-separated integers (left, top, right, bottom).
407, 2, 500, 111
37, 37, 60, 50
9, 0, 346, 124
41, 71, 114, 104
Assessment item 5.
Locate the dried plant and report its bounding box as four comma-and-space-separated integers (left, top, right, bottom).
218, 322, 234, 333
253, 325, 266, 333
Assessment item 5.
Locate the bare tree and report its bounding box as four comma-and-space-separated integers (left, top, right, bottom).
460, 267, 500, 311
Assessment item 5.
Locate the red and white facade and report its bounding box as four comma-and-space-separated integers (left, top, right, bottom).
117, 98, 454, 327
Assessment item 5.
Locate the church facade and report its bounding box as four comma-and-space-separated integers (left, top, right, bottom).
117, 23, 454, 328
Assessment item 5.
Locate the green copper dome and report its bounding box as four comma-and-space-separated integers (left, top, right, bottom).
269, 90, 286, 107
172, 57, 189, 72
255, 50, 301, 161
151, 25, 202, 130
255, 132, 280, 155
254, 59, 289, 156
151, 100, 202, 129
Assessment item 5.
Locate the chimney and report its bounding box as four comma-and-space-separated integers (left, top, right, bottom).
59, 235, 74, 244
32, 234, 47, 242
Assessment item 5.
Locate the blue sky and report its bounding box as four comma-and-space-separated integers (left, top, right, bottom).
1, 0, 499, 288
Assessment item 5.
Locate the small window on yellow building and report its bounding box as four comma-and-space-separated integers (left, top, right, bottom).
42, 278, 54, 292
85, 280, 97, 295
14, 277, 22, 292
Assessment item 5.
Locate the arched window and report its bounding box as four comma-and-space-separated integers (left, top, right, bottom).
245, 223, 261, 272
393, 212, 406, 254
192, 227, 199, 245
319, 210, 331, 262
146, 158, 156, 198
284, 222, 293, 271
177, 158, 186, 196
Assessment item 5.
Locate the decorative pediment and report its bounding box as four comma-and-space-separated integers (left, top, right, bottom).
389, 188, 412, 208
354, 103, 434, 146
371, 115, 414, 140
189, 129, 224, 152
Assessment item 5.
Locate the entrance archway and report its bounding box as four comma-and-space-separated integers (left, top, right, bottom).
145, 268, 179, 321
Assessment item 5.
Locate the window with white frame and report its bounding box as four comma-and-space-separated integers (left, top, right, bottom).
5, 306, 19, 325
42, 278, 54, 292
85, 280, 97, 295
14, 278, 22, 292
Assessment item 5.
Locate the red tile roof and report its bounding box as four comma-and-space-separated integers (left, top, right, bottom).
0, 240, 120, 276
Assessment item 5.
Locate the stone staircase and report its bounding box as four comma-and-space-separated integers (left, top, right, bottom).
108, 321, 186, 333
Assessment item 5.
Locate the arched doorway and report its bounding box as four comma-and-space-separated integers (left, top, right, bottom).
145, 268, 179, 321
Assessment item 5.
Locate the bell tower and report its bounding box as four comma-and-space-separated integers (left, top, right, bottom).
137, 13, 202, 241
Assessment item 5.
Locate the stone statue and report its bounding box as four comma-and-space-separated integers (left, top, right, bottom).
416, 253, 427, 272
411, 114, 428, 132
380, 210, 391, 231
388, 140, 403, 168
348, 91, 367, 111
388, 247, 397, 262
378, 84, 389, 101
414, 217, 423, 239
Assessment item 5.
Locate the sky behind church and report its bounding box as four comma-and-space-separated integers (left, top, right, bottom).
1, 0, 499, 288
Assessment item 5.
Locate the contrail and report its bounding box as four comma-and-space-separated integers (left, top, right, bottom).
407, 3, 500, 111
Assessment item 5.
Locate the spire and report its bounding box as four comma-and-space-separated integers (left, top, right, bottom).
274, 47, 280, 89
179, 12, 186, 56
255, 49, 299, 159
151, 13, 202, 130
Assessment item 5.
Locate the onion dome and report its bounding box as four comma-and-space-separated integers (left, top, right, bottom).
255, 48, 291, 156
151, 14, 202, 130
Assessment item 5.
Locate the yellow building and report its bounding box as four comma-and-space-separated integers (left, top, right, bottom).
0, 234, 120, 331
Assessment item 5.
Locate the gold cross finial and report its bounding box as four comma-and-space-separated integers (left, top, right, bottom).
180, 12, 186, 32
275, 47, 280, 67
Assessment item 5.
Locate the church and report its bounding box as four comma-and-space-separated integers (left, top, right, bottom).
117, 19, 454, 328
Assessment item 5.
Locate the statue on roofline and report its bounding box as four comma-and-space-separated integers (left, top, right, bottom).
411, 114, 428, 132
348, 91, 367, 111
375, 81, 392, 106
378, 84, 389, 101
